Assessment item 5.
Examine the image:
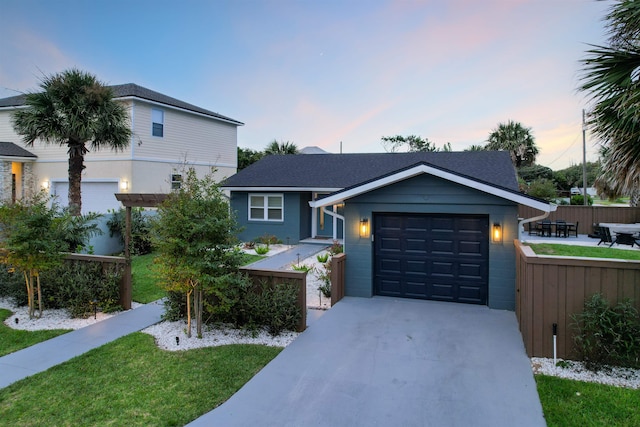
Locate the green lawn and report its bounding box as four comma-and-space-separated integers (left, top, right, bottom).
131, 253, 164, 303
132, 252, 266, 303
0, 309, 70, 357
0, 332, 281, 426
528, 243, 640, 261
536, 375, 640, 427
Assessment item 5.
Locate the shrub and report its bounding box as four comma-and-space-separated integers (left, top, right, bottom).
570, 194, 594, 206
315, 260, 332, 298
572, 293, 640, 370
526, 178, 558, 201
238, 280, 301, 335
329, 241, 343, 255
256, 234, 279, 247
254, 245, 269, 255
292, 263, 312, 273
162, 273, 301, 335
107, 208, 153, 255
316, 253, 329, 263
0, 259, 122, 318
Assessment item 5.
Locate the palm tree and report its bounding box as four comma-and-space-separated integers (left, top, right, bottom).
579, 0, 640, 206
485, 120, 539, 168
264, 140, 298, 155
12, 69, 131, 215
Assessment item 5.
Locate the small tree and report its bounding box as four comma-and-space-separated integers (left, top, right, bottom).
526, 178, 558, 201
152, 168, 244, 338
0, 192, 66, 318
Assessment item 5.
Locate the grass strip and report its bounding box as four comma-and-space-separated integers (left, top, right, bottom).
536, 375, 640, 427
528, 243, 640, 260
0, 308, 70, 357
132, 253, 267, 303
0, 332, 281, 426
131, 253, 165, 303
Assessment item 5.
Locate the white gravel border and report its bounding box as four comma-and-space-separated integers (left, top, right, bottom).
0, 297, 143, 330
531, 357, 640, 389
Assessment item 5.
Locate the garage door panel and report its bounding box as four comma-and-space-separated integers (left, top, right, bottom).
406, 238, 427, 253
377, 279, 402, 295
374, 213, 488, 305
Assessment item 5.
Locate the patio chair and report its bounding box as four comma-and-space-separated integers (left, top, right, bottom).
567, 221, 579, 237
527, 222, 540, 236
540, 220, 552, 237
555, 220, 568, 237
596, 226, 613, 245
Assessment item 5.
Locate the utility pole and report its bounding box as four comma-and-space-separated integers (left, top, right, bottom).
582, 109, 588, 206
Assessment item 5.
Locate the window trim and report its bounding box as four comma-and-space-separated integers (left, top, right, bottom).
152, 108, 164, 137
248, 193, 284, 222
171, 173, 182, 190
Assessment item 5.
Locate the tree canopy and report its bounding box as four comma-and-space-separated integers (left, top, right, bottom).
12, 69, 131, 215
485, 120, 539, 168
579, 0, 640, 205
264, 140, 298, 155
381, 135, 451, 152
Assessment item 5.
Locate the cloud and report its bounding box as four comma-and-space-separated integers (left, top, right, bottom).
0, 29, 73, 97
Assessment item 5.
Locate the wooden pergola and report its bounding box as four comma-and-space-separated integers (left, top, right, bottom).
114, 193, 168, 309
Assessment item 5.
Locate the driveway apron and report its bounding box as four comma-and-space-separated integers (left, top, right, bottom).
188, 296, 546, 427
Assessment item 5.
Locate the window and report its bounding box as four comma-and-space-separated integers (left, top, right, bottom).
152, 109, 164, 137
171, 174, 182, 190
249, 194, 283, 221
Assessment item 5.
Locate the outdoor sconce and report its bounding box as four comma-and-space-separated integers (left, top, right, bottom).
42, 180, 50, 189
120, 180, 129, 191
492, 223, 503, 243
360, 218, 370, 238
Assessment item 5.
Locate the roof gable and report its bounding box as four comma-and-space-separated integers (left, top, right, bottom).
309, 162, 555, 212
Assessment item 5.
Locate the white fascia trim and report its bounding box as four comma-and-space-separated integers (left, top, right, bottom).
116, 96, 243, 126
308, 164, 557, 212
0, 156, 37, 162
34, 157, 236, 168
223, 187, 342, 193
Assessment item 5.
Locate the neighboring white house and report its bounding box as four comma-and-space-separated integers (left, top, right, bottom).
0, 83, 243, 213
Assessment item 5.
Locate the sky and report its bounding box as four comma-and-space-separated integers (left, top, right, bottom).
0, 0, 613, 170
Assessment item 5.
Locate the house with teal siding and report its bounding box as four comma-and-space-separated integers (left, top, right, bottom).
222, 151, 555, 310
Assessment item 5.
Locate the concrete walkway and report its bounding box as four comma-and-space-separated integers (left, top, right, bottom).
247, 243, 329, 270
0, 299, 164, 389
188, 297, 545, 427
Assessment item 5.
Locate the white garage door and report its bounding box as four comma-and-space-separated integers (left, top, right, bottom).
52, 181, 121, 214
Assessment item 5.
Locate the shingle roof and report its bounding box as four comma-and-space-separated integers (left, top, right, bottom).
0, 83, 243, 126
223, 151, 519, 191
0, 142, 36, 158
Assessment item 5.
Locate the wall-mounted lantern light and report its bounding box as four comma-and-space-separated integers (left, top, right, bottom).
360, 218, 369, 238
42, 180, 50, 189
120, 180, 129, 191
492, 222, 503, 243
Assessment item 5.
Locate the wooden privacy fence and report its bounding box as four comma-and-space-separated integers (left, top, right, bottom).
518, 205, 640, 234
240, 267, 307, 332
515, 240, 640, 359
330, 253, 346, 305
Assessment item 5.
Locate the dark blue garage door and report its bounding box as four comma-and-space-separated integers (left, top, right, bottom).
374, 213, 489, 304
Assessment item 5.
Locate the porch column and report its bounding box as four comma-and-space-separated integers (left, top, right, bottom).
0, 161, 11, 203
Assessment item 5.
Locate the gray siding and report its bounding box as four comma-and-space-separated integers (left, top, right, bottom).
231, 192, 310, 244
343, 174, 518, 310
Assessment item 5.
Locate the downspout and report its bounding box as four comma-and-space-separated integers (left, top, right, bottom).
518, 204, 557, 240
322, 206, 345, 241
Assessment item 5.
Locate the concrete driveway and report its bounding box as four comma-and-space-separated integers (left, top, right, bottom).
188, 297, 546, 427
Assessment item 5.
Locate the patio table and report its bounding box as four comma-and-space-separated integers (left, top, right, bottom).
610, 232, 640, 248
535, 221, 576, 237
